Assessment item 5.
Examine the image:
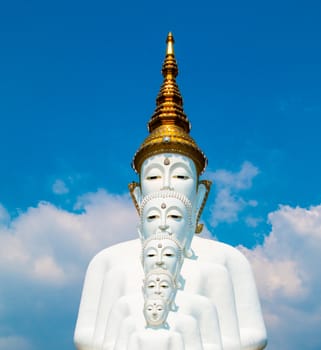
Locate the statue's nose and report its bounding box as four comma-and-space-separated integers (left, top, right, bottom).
159, 223, 169, 231
161, 171, 173, 191
163, 172, 170, 188
159, 214, 169, 231
159, 215, 169, 231
156, 253, 164, 266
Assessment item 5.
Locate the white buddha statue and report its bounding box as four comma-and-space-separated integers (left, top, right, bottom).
74, 33, 267, 350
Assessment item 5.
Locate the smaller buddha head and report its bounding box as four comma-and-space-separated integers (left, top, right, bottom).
130, 174, 211, 252
143, 297, 169, 328
139, 190, 196, 256
141, 233, 183, 277
143, 269, 176, 304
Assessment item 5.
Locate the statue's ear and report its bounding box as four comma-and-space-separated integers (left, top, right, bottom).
194, 180, 212, 233
128, 182, 142, 215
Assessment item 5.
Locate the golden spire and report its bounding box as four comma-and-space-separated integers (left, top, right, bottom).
148, 32, 190, 133
132, 32, 207, 175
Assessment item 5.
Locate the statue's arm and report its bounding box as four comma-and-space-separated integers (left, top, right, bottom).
170, 313, 203, 350
101, 297, 131, 349
200, 263, 241, 350
225, 246, 267, 350
74, 250, 112, 349
176, 292, 223, 349
195, 296, 223, 349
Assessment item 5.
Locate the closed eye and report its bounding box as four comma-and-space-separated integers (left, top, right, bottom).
146, 175, 161, 180
173, 175, 189, 180
168, 214, 182, 219
147, 215, 160, 220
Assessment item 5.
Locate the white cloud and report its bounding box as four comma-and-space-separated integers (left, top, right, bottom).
240, 204, 321, 350
0, 189, 139, 350
210, 161, 259, 190
0, 189, 138, 286
52, 179, 69, 195
207, 162, 259, 227
0, 336, 32, 350
245, 216, 262, 228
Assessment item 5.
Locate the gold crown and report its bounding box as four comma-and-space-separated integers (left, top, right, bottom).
132, 32, 207, 175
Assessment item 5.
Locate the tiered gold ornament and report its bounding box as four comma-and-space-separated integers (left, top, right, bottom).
132, 32, 207, 175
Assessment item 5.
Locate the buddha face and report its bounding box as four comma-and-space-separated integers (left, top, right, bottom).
143, 298, 169, 327
144, 272, 175, 301
141, 154, 197, 201
142, 237, 182, 276
141, 195, 191, 247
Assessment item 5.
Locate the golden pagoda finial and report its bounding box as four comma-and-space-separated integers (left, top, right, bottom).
132, 33, 207, 175
148, 32, 189, 133
166, 32, 175, 55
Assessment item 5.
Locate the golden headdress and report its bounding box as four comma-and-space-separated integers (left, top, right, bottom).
132, 32, 207, 175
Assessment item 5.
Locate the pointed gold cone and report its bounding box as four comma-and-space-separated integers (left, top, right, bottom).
148, 32, 190, 133
132, 33, 207, 175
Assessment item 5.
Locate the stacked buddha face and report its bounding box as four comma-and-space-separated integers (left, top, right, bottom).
138, 155, 210, 327
136, 154, 210, 256
142, 268, 178, 327
139, 188, 187, 327
130, 33, 210, 329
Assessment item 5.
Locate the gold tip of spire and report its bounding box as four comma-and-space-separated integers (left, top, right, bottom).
162, 32, 178, 79
132, 33, 207, 175
166, 32, 175, 55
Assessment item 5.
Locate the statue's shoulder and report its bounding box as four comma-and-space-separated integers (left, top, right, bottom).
192, 236, 250, 264
87, 238, 141, 270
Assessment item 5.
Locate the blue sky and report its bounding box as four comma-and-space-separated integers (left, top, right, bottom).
0, 1, 321, 349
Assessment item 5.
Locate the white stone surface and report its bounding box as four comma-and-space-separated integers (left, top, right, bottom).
74, 237, 267, 350
74, 153, 267, 350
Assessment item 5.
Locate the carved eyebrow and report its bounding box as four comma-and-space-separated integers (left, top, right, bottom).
162, 246, 176, 256
145, 247, 157, 256
171, 163, 194, 176
167, 214, 182, 219
143, 163, 163, 177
